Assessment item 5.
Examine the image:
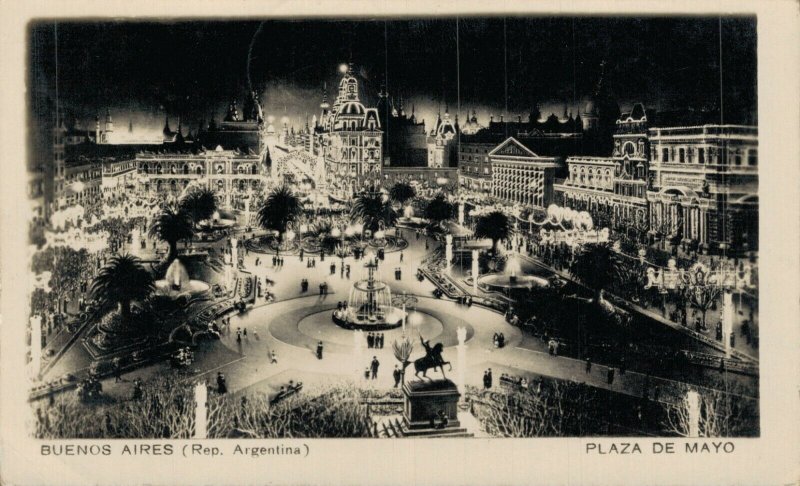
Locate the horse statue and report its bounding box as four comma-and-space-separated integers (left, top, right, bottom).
412, 334, 452, 379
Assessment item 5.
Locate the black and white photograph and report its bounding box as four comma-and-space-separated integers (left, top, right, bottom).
1, 1, 799, 485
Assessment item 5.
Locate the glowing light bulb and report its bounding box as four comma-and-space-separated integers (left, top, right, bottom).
338, 63, 349, 74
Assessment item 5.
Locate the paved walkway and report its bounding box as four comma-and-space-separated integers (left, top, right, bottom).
38, 225, 757, 408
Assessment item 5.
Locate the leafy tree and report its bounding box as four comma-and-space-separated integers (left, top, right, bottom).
90, 254, 155, 321
683, 284, 722, 329
569, 243, 623, 302
423, 193, 455, 229
474, 210, 512, 255
149, 202, 194, 264
389, 182, 416, 206
179, 188, 217, 225
257, 185, 302, 243
350, 193, 397, 234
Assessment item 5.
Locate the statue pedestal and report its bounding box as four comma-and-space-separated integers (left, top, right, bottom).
402, 379, 461, 430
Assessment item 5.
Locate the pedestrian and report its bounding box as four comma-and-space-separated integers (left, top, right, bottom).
370, 356, 380, 379
316, 341, 324, 360
243, 327, 247, 338
607, 367, 615, 385
393, 365, 402, 388
270, 349, 277, 364
236, 328, 242, 343
364, 367, 371, 380
272, 255, 277, 266
377, 333, 383, 349
319, 283, 324, 296
400, 251, 404, 263
483, 368, 493, 389
367, 332, 374, 348
216, 372, 228, 394
330, 262, 336, 275
112, 358, 123, 383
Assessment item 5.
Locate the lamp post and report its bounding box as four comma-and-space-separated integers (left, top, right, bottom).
194, 382, 207, 439
722, 290, 734, 358
445, 234, 453, 274
472, 249, 479, 294
456, 326, 467, 405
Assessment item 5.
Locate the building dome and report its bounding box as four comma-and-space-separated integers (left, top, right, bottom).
339, 101, 366, 116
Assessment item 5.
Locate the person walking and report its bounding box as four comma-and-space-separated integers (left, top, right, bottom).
216, 372, 228, 394
367, 332, 374, 349
370, 356, 380, 380
585, 357, 592, 374
316, 341, 324, 360
364, 367, 371, 380
393, 365, 402, 388
483, 369, 493, 389
607, 367, 615, 385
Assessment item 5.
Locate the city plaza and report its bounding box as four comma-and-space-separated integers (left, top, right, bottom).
27, 59, 759, 438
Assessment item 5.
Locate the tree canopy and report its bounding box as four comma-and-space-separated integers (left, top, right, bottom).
474, 210, 512, 254
257, 185, 302, 240
90, 254, 155, 320
423, 193, 455, 229
389, 182, 416, 206
351, 192, 397, 234
149, 202, 194, 263
179, 188, 217, 224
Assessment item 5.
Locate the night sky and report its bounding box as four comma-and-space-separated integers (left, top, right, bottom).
29, 17, 757, 138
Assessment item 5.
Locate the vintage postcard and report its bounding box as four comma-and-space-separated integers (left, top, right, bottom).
0, 0, 797, 485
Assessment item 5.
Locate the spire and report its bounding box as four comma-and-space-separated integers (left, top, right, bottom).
320, 82, 330, 110
163, 115, 171, 134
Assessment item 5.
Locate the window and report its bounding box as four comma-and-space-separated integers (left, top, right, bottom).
679, 148, 685, 163
698, 148, 705, 164
662, 148, 669, 162
748, 150, 758, 166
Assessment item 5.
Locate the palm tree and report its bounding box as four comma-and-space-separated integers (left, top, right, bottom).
257, 185, 302, 244
351, 192, 397, 234
569, 243, 623, 303
179, 187, 217, 225
423, 193, 455, 230
474, 210, 512, 255
389, 182, 416, 206
149, 202, 194, 264
90, 254, 155, 321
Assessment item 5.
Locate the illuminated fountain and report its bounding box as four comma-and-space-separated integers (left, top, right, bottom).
332, 256, 406, 330
197, 210, 236, 233
477, 254, 549, 292
155, 258, 210, 299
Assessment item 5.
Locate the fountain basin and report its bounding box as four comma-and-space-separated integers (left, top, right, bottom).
154, 258, 211, 299
479, 273, 550, 291
332, 306, 406, 330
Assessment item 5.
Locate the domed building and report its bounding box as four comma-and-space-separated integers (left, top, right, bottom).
315, 63, 382, 191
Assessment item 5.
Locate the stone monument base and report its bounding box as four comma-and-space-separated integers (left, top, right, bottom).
402, 379, 461, 431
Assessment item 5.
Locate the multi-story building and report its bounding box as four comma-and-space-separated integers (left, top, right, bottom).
489, 137, 561, 209
376, 90, 427, 167
101, 158, 138, 196
426, 109, 459, 168
316, 64, 382, 189
555, 103, 651, 232
647, 125, 758, 253
137, 146, 266, 204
